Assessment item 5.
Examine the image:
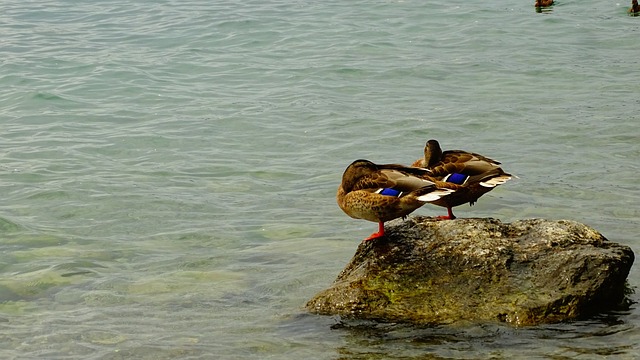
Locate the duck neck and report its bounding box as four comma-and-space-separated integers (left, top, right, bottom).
425, 140, 443, 167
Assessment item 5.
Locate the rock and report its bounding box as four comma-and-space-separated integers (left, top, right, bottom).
306, 217, 634, 326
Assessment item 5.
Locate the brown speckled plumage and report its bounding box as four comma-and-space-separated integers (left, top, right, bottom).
412, 140, 513, 219
337, 159, 454, 241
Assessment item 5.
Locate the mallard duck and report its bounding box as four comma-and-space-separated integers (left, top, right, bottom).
535, 0, 554, 7
412, 139, 503, 176
629, 0, 640, 15
337, 159, 455, 241
412, 139, 513, 220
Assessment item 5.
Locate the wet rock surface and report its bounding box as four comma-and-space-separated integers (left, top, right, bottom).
306, 217, 634, 326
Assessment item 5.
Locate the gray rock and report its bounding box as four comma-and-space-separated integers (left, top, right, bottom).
306, 217, 634, 326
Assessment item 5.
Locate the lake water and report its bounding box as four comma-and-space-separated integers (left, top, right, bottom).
1, 0, 639, 358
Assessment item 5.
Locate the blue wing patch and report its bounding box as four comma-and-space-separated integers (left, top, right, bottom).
445, 173, 468, 185
376, 188, 402, 197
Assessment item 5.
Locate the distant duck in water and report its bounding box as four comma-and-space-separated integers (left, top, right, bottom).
630, 0, 640, 15
412, 139, 513, 220
337, 159, 455, 241
535, 0, 554, 7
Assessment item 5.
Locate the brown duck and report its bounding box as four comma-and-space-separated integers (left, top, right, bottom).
629, 0, 639, 15
412, 139, 513, 220
337, 159, 455, 241
535, 0, 554, 7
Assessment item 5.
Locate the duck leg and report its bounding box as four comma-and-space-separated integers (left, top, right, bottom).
436, 207, 456, 220
364, 221, 385, 241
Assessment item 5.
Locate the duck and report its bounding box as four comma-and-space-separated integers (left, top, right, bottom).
629, 0, 640, 15
411, 139, 503, 176
535, 0, 554, 7
411, 139, 513, 220
337, 159, 455, 241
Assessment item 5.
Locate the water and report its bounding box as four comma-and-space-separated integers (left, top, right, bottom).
1, 0, 639, 358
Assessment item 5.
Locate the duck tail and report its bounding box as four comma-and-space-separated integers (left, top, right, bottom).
416, 188, 455, 202
479, 174, 513, 188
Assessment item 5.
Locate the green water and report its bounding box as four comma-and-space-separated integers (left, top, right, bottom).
1, 0, 639, 358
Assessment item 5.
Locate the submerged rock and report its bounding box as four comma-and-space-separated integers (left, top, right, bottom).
306, 217, 634, 326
